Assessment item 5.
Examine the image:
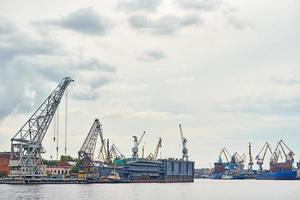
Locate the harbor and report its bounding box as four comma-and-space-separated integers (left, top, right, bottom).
0, 77, 194, 184
1, 77, 300, 183
196, 140, 300, 180
0, 0, 299, 199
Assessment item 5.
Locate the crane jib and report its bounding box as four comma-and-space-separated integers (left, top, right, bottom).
9, 77, 73, 177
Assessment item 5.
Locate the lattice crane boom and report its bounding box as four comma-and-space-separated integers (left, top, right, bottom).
78, 119, 102, 176
219, 147, 231, 163
147, 137, 162, 160
10, 77, 73, 177
78, 119, 101, 159
96, 121, 108, 163
271, 139, 295, 164
110, 144, 125, 159
255, 142, 273, 171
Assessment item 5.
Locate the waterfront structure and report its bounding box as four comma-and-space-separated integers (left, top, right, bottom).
0, 152, 10, 176
46, 161, 72, 178
9, 77, 73, 178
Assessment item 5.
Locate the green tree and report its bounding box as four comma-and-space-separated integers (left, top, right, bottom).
70, 160, 83, 173
60, 155, 74, 161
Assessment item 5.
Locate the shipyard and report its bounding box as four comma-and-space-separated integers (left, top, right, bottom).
1, 0, 300, 199
0, 77, 194, 184
1, 77, 300, 184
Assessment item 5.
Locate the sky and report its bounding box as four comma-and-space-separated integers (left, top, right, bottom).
0, 0, 300, 168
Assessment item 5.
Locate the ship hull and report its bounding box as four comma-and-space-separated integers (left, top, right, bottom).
256, 171, 297, 180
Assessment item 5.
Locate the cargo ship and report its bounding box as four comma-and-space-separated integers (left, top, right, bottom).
256, 170, 297, 180
256, 162, 297, 180
210, 148, 244, 179
255, 140, 297, 180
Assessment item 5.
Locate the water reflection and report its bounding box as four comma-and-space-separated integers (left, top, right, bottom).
1, 180, 300, 200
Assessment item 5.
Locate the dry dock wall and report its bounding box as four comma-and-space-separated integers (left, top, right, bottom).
124, 159, 194, 183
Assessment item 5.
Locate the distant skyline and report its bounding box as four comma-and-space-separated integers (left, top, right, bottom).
0, 0, 300, 168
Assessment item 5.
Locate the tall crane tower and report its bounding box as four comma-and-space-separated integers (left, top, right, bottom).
97, 121, 108, 163
255, 142, 273, 172
78, 119, 102, 177
9, 77, 73, 177
219, 147, 231, 163
271, 139, 295, 164
179, 124, 188, 161
132, 131, 146, 159
110, 144, 125, 160
147, 137, 162, 160
248, 143, 254, 171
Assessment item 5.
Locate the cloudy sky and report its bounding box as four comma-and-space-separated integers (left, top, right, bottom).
0, 0, 299, 168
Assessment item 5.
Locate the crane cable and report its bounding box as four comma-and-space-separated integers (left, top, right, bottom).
64, 88, 68, 155
51, 88, 68, 160
51, 110, 57, 160
56, 106, 59, 160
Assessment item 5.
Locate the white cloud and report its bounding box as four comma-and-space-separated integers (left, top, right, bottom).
35, 7, 113, 36
175, 0, 224, 12
128, 14, 202, 35
117, 0, 162, 12
0, 0, 300, 167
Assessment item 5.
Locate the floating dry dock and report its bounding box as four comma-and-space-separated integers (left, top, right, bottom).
123, 158, 194, 183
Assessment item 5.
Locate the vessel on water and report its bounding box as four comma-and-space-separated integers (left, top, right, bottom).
256, 170, 297, 180
256, 140, 297, 180
100, 170, 122, 183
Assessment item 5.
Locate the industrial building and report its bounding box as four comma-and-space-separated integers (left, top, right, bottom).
46, 161, 73, 178
0, 152, 10, 177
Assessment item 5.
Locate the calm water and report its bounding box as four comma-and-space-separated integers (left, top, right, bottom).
0, 179, 299, 200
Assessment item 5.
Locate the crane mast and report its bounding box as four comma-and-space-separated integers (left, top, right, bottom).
219, 147, 231, 163
153, 137, 162, 160
179, 124, 188, 161
132, 131, 146, 159
271, 139, 295, 164
98, 122, 108, 163
255, 142, 273, 172
147, 137, 162, 160
232, 152, 246, 169
9, 77, 73, 177
78, 119, 101, 176
110, 144, 125, 160
248, 143, 253, 171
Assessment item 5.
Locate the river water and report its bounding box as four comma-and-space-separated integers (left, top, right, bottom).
0, 179, 299, 200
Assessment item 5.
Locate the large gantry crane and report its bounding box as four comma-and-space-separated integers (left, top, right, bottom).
132, 131, 146, 159
9, 77, 73, 177
255, 142, 273, 172
179, 124, 188, 161
146, 137, 162, 160
78, 119, 102, 178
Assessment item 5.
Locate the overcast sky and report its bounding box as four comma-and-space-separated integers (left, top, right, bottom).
0, 0, 300, 168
